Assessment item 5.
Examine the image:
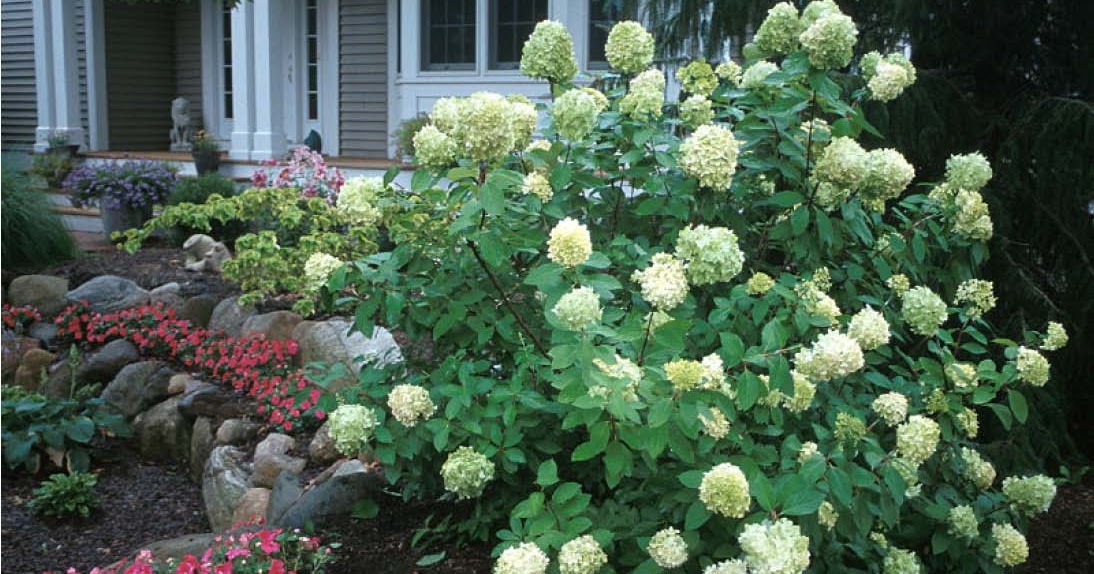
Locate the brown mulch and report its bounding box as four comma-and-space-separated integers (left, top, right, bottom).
1019, 483, 1094, 573
0, 447, 207, 574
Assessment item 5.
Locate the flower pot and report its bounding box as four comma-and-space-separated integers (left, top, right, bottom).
100, 204, 153, 237
192, 150, 221, 175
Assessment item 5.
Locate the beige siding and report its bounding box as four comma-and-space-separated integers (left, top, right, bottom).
339, 0, 389, 157
174, 1, 203, 132
104, 2, 176, 150
1, 0, 37, 149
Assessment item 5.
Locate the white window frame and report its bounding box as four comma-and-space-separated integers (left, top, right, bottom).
200, 0, 234, 141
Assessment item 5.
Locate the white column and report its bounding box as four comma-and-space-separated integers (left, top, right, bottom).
250, 0, 286, 159
32, 0, 56, 152
84, 0, 109, 151
49, 0, 85, 149
228, 2, 255, 160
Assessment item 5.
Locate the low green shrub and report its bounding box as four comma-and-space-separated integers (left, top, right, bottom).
166, 173, 248, 247
29, 471, 99, 518
29, 151, 76, 188
1, 160, 77, 270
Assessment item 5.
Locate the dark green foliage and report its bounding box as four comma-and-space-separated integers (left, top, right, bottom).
29, 471, 99, 519
1, 160, 78, 270
392, 115, 430, 160
167, 173, 248, 247
29, 151, 76, 188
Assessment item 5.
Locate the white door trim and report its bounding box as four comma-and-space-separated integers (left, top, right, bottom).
84, 0, 108, 150
318, 0, 339, 156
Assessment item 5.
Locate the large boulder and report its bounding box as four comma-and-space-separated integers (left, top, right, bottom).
7, 275, 69, 316
216, 418, 262, 446
66, 275, 150, 313
231, 487, 271, 525
1, 335, 40, 386
254, 433, 295, 459
178, 382, 249, 420
203, 446, 251, 532
27, 322, 60, 347
267, 471, 304, 526
134, 397, 191, 462
253, 453, 307, 489
150, 282, 183, 309
12, 348, 55, 391
100, 361, 176, 419
208, 297, 256, 337
177, 294, 219, 328
77, 339, 140, 385
293, 319, 403, 391
190, 417, 216, 483
240, 311, 302, 341
308, 421, 340, 465
275, 459, 383, 529
141, 533, 218, 564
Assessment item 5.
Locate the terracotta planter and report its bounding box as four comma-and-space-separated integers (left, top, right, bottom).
100, 204, 153, 237
192, 150, 221, 175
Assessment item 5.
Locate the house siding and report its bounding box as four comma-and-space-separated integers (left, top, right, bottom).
1, 0, 36, 149
339, 0, 388, 158
174, 1, 204, 132
104, 2, 176, 150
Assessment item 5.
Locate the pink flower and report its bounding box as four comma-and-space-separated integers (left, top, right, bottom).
225, 547, 250, 560
257, 529, 281, 554
268, 559, 286, 574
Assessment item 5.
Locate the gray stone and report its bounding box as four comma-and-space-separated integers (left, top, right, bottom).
267, 471, 304, 525
66, 275, 150, 313
308, 421, 339, 465
141, 533, 218, 564
134, 397, 190, 462
167, 373, 196, 395
208, 297, 256, 337
231, 487, 271, 525
254, 433, 295, 459
203, 445, 251, 532
150, 283, 184, 310
253, 453, 307, 488
178, 382, 248, 419
77, 339, 139, 385
190, 417, 216, 483
100, 360, 176, 419
276, 459, 383, 529
7, 275, 69, 316
27, 322, 60, 346
177, 294, 219, 328
216, 418, 262, 446
12, 348, 55, 391
41, 361, 76, 398
1, 335, 39, 386
241, 311, 302, 341
293, 318, 403, 391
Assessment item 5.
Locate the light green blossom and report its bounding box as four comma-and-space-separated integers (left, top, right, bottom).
813, 136, 868, 190
699, 406, 730, 439
558, 535, 607, 574
699, 462, 751, 518
1015, 346, 1050, 386
861, 148, 915, 210
553, 286, 602, 330
715, 61, 743, 85
798, 441, 820, 463
951, 189, 993, 241
519, 20, 577, 84
440, 446, 495, 499
872, 392, 909, 426
883, 548, 922, 574
887, 274, 910, 295
680, 95, 714, 128
522, 172, 553, 202
754, 2, 803, 54
665, 358, 704, 392
676, 59, 719, 96
848, 307, 891, 350
413, 124, 456, 168
895, 415, 940, 465
793, 330, 865, 382
954, 279, 996, 319
328, 403, 379, 455
945, 362, 979, 390
552, 89, 601, 141
1042, 321, 1068, 350
620, 69, 665, 119
633, 253, 689, 311
901, 286, 948, 336
945, 152, 993, 192
647, 527, 688, 569
703, 560, 748, 574
495, 542, 550, 574
387, 384, 436, 427
1002, 474, 1057, 517
783, 371, 817, 414
741, 61, 779, 89
834, 412, 867, 444
747, 272, 776, 295
337, 176, 384, 228
739, 518, 811, 574
991, 523, 1029, 567
960, 447, 996, 489
948, 505, 979, 541
818, 501, 839, 529
455, 92, 517, 161
679, 124, 740, 191
547, 218, 592, 267
676, 224, 745, 285
955, 407, 980, 438
303, 252, 342, 292
605, 21, 654, 74
799, 12, 858, 69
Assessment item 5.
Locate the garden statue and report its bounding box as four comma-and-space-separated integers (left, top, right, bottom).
169, 97, 193, 152
182, 233, 231, 273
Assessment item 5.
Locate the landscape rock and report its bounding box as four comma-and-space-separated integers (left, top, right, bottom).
77, 339, 140, 385
308, 421, 339, 465
167, 374, 197, 395
100, 360, 176, 419
252, 453, 307, 488
208, 297, 256, 337
293, 318, 402, 391
241, 311, 302, 341
177, 294, 219, 328
1, 335, 40, 385
141, 533, 218, 564
203, 446, 251, 532
254, 433, 295, 459
216, 418, 262, 446
27, 322, 60, 346
267, 471, 304, 525
66, 275, 150, 313
134, 397, 190, 462
190, 417, 216, 483
150, 282, 184, 309
276, 459, 383, 529
231, 487, 271, 525
7, 275, 69, 316
12, 348, 56, 391
178, 382, 248, 419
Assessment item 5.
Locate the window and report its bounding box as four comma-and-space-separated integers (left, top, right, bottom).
421, 0, 477, 71
305, 0, 319, 121
588, 0, 628, 69
222, 4, 233, 119
489, 0, 548, 70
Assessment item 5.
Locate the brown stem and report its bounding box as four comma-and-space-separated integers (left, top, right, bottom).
637, 313, 655, 366
467, 239, 549, 358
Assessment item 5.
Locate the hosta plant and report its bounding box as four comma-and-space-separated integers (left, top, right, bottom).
315, 4, 1063, 573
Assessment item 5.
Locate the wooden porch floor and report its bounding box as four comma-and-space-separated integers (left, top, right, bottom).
83, 150, 409, 170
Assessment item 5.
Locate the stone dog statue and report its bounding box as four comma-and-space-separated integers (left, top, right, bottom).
183, 234, 231, 273
170, 97, 193, 152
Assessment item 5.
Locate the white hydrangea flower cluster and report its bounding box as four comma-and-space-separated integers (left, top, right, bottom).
526, 139, 552, 154
883, 548, 922, 574
664, 358, 704, 392
328, 403, 379, 456
495, 542, 550, 574
547, 218, 593, 267
680, 95, 715, 129
1015, 346, 1050, 386
900, 286, 948, 336
783, 371, 817, 414
676, 59, 719, 96
741, 61, 779, 89
703, 560, 749, 574
895, 415, 940, 465
426, 92, 538, 163
861, 52, 917, 102
647, 527, 688, 568
891, 457, 923, 498
387, 384, 436, 427
793, 330, 865, 382
552, 88, 603, 141
813, 138, 914, 210
872, 392, 909, 426
814, 137, 868, 189
553, 286, 602, 331
679, 124, 741, 191
754, 2, 803, 54
951, 188, 994, 240
1002, 475, 1057, 517
800, 0, 841, 26
798, 8, 858, 69
798, 441, 820, 464
508, 95, 540, 150
738, 518, 811, 574
818, 500, 839, 529
620, 69, 666, 119
945, 153, 993, 192
633, 253, 690, 311
522, 172, 553, 202
948, 505, 979, 541
834, 412, 868, 444
847, 307, 891, 350
860, 148, 916, 211
337, 176, 384, 227
991, 523, 1029, 567
886, 274, 910, 295
675, 225, 745, 285
946, 362, 979, 389
1042, 321, 1069, 350
955, 407, 980, 438
519, 21, 577, 84
715, 61, 743, 86
558, 535, 607, 574
960, 447, 996, 489
747, 272, 776, 295
605, 21, 655, 74
699, 406, 731, 439
593, 354, 642, 386
699, 462, 751, 518
954, 279, 996, 319
413, 124, 456, 168
440, 446, 495, 499
303, 252, 343, 292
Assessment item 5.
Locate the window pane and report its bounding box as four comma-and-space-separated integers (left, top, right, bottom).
490, 0, 547, 69
589, 0, 629, 67
422, 0, 476, 70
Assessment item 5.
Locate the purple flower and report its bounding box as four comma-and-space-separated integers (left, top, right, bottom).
64, 160, 178, 210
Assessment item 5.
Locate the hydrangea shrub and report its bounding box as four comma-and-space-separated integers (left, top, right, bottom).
321, 4, 1066, 573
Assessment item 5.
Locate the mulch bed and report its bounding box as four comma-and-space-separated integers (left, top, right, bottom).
1019, 483, 1094, 573
0, 445, 207, 574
